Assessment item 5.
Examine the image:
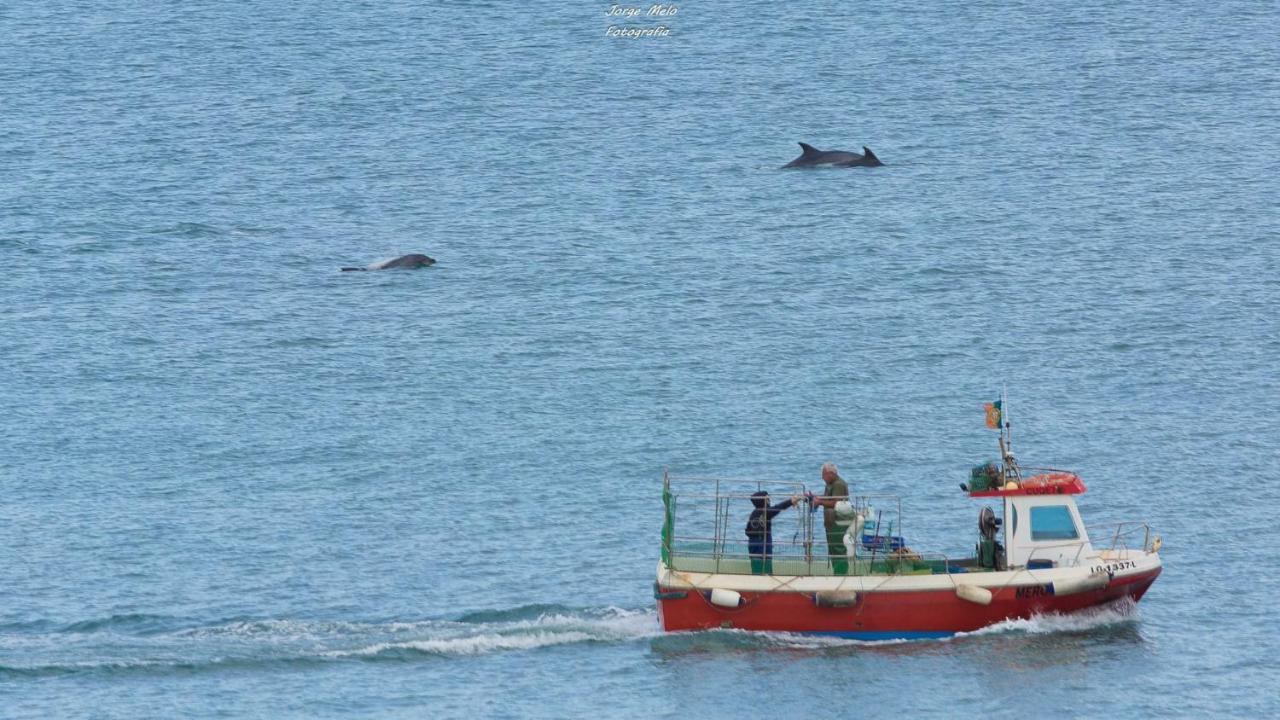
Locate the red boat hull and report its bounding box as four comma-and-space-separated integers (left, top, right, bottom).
657, 567, 1161, 639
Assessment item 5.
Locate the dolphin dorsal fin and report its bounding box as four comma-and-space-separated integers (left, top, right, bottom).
862, 146, 880, 162
798, 142, 821, 156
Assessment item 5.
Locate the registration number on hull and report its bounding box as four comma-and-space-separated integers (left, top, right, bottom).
1089, 560, 1136, 575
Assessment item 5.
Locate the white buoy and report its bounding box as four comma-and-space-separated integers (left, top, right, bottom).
842, 514, 866, 556
709, 588, 742, 608
1051, 571, 1110, 596
956, 584, 994, 605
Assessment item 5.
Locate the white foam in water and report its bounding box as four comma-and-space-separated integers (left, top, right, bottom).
328, 630, 598, 658
755, 631, 913, 648
498, 607, 660, 639
959, 598, 1139, 638
324, 607, 660, 658
181, 618, 447, 640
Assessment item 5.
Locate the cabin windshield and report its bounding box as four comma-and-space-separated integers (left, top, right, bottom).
1030, 505, 1080, 541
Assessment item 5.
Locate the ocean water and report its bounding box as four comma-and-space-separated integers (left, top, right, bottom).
2, 1, 1278, 717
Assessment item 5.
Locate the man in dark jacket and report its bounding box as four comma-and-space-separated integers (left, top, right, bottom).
745, 491, 800, 575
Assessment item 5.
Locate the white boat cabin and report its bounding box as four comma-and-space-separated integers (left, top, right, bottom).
1002, 493, 1096, 568
966, 462, 1098, 570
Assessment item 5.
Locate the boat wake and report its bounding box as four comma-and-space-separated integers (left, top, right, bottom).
324, 605, 660, 659
0, 605, 660, 677
959, 597, 1140, 638
0, 600, 1140, 676
649, 628, 916, 654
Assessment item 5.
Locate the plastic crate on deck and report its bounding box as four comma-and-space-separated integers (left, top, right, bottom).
860, 534, 906, 551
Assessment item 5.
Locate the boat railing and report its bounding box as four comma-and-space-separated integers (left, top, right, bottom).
1086, 521, 1154, 556
664, 538, 960, 577
1019, 521, 1154, 568
663, 472, 958, 576
1023, 540, 1093, 568
665, 488, 815, 575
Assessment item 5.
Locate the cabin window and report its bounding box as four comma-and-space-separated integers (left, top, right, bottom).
1030, 505, 1079, 541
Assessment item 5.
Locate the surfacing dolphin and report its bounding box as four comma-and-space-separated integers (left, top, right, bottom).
783, 143, 884, 169
341, 254, 436, 271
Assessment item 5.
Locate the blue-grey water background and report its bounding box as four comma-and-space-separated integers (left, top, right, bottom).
2, 1, 1278, 717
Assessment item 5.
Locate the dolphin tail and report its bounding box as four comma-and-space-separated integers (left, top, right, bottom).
340, 267, 368, 272
862, 146, 882, 164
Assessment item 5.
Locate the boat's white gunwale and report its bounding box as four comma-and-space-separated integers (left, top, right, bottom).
657, 552, 1161, 594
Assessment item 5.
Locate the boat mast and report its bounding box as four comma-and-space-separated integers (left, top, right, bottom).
998, 387, 1021, 484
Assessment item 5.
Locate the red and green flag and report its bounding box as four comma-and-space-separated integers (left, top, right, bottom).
984, 400, 1002, 429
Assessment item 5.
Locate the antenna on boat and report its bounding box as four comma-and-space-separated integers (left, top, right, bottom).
997, 386, 1022, 484
1001, 385, 1010, 458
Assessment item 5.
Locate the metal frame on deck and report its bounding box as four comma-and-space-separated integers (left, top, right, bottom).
662, 472, 945, 577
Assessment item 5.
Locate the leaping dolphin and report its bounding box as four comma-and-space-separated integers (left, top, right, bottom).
341, 254, 436, 271
783, 143, 884, 169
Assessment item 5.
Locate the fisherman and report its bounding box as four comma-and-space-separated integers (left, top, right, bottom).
809, 463, 851, 575
745, 491, 800, 575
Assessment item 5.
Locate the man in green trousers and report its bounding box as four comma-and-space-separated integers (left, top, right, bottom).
810, 462, 851, 574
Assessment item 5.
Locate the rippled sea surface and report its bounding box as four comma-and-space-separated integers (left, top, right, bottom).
3, 1, 1278, 717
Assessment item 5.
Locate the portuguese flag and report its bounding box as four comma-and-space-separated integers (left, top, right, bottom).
984, 400, 1002, 429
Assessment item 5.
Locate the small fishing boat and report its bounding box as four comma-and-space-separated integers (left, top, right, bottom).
654, 400, 1162, 639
